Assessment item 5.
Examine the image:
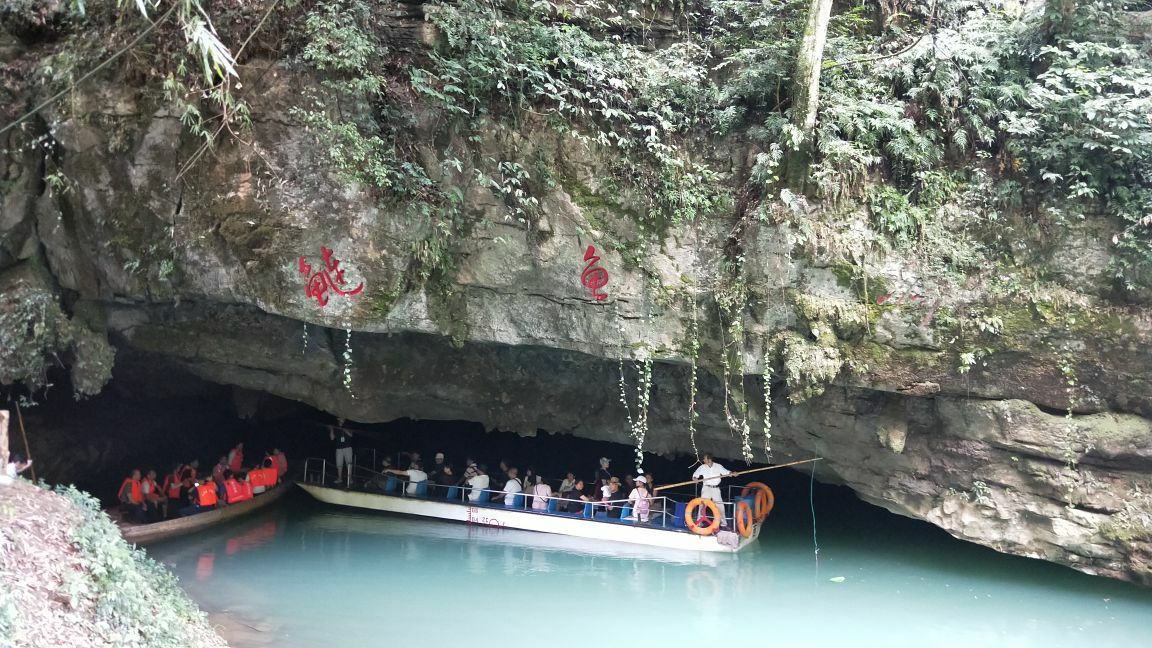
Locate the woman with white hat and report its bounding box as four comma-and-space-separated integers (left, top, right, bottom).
626, 475, 652, 523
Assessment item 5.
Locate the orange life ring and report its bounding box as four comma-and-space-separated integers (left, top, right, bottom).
684, 497, 721, 536
735, 501, 753, 538
741, 482, 775, 522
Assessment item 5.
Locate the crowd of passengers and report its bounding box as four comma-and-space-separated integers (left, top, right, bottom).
117, 443, 288, 523
352, 451, 658, 523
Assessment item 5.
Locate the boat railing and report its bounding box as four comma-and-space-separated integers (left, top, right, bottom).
301, 457, 722, 530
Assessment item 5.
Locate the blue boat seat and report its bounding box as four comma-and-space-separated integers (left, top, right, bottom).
619, 505, 632, 520
546, 498, 559, 513
444, 485, 460, 501
505, 493, 525, 509
582, 502, 594, 519
385, 476, 399, 493
413, 481, 428, 497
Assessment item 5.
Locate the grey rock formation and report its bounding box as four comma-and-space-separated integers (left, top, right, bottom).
1, 49, 1150, 585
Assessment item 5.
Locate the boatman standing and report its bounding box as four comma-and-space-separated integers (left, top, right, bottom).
692, 453, 732, 528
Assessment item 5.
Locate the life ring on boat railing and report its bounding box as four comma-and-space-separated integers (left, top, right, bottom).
735, 501, 754, 538
741, 482, 775, 522
685, 498, 721, 536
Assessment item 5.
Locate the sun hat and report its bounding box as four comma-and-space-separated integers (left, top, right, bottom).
600, 457, 611, 465
635, 476, 647, 484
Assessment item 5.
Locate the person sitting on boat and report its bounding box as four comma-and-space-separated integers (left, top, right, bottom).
521, 467, 537, 507
180, 459, 199, 483
228, 442, 245, 473
141, 469, 167, 520
118, 469, 146, 523
434, 464, 456, 495
594, 457, 612, 488
273, 448, 288, 479
530, 475, 552, 510
625, 476, 651, 523
602, 477, 625, 518
692, 453, 732, 528
384, 462, 428, 496
494, 467, 522, 506
180, 475, 219, 516
427, 452, 449, 483
459, 457, 479, 485
558, 472, 576, 498
565, 480, 591, 514
224, 470, 245, 504
163, 464, 185, 504
466, 464, 490, 502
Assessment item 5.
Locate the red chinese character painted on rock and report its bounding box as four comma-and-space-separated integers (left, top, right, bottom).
299, 245, 364, 307
581, 245, 609, 301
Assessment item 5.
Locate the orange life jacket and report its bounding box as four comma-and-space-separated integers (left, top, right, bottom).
224, 478, 244, 504
196, 483, 218, 507
164, 473, 183, 499
142, 477, 161, 500
119, 478, 142, 504
238, 481, 254, 502
229, 448, 244, 473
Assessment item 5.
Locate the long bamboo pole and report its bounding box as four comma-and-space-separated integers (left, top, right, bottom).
14, 403, 34, 482
652, 457, 822, 492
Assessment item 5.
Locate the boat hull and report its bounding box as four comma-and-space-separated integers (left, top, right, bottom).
116, 480, 293, 545
297, 483, 761, 553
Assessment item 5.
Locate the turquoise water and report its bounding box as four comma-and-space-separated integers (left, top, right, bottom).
149, 494, 1152, 648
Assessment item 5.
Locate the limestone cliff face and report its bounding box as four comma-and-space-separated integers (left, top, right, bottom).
1, 25, 1151, 584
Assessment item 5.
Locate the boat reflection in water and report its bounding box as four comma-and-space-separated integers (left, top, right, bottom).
149, 501, 1152, 648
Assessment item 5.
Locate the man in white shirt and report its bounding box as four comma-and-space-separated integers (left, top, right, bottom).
466, 465, 491, 502
496, 467, 522, 506
385, 462, 429, 495
691, 453, 732, 527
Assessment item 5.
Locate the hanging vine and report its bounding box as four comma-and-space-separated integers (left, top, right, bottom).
762, 343, 773, 461
685, 287, 701, 460
301, 321, 309, 354
342, 327, 356, 398
716, 279, 753, 463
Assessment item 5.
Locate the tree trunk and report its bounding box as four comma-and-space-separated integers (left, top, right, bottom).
784, 0, 835, 190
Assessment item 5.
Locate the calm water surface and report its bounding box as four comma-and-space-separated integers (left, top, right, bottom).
148, 494, 1152, 648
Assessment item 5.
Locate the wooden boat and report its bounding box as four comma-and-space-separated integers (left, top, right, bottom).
114, 480, 293, 545
297, 459, 766, 553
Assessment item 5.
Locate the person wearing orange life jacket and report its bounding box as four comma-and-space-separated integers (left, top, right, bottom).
274, 448, 288, 479
118, 469, 146, 523
224, 470, 245, 505
227, 442, 245, 473
141, 469, 168, 521
163, 463, 185, 501
237, 475, 254, 502
179, 459, 199, 483
180, 475, 219, 516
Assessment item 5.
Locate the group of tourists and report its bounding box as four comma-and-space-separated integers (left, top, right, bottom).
117, 443, 288, 523
355, 444, 735, 528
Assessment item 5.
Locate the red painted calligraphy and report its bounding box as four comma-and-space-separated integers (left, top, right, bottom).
299, 245, 364, 307
581, 245, 609, 301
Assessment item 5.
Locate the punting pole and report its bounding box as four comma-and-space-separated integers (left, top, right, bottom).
14, 403, 34, 482
652, 457, 823, 492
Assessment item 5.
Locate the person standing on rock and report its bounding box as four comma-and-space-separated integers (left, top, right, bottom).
330, 420, 353, 485
691, 453, 732, 528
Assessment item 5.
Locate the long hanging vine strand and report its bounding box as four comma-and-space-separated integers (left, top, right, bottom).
762, 343, 773, 461
718, 282, 754, 463
631, 355, 653, 474
342, 327, 356, 398
686, 287, 701, 460
301, 321, 309, 354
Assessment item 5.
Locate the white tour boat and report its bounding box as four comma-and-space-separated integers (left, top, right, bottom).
297, 458, 774, 554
